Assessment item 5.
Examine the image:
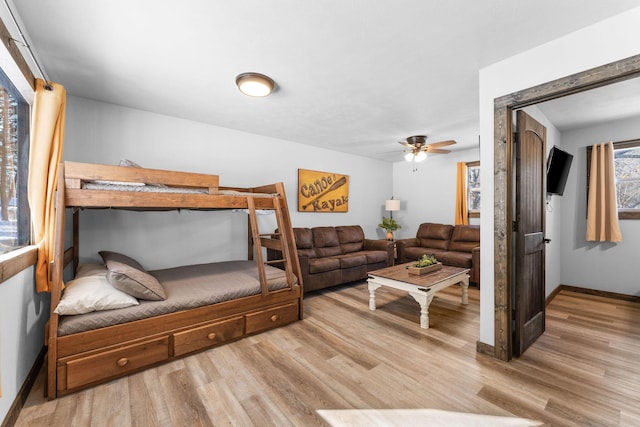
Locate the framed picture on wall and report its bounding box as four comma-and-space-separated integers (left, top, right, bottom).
298, 169, 349, 212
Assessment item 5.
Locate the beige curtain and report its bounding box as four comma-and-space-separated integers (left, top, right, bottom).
586, 142, 622, 242
454, 162, 468, 225
28, 79, 67, 293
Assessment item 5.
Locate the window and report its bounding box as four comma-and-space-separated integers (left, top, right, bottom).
614, 139, 640, 219
587, 139, 640, 220
466, 160, 480, 218
0, 66, 29, 254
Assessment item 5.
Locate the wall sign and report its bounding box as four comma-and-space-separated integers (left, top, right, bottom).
298, 169, 349, 212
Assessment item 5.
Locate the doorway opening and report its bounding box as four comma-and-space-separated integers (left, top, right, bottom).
492, 53, 640, 361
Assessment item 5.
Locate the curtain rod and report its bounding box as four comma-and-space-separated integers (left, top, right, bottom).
2, 0, 52, 90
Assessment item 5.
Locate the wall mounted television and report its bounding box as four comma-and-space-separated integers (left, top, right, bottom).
546, 146, 573, 196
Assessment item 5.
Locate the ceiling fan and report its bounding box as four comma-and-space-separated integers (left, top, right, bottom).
398, 135, 456, 162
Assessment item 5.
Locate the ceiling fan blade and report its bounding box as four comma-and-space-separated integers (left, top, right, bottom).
428, 139, 457, 148
426, 148, 451, 154
398, 141, 412, 147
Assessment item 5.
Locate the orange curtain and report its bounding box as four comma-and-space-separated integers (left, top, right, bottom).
586, 142, 622, 242
454, 162, 468, 225
28, 79, 67, 292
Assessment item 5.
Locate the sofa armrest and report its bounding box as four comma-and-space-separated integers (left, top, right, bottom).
363, 238, 391, 251
395, 238, 419, 263
266, 248, 283, 268
297, 255, 310, 275
268, 248, 310, 279
471, 246, 480, 286
364, 239, 394, 266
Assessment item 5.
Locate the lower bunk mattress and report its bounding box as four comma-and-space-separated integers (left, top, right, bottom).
57, 260, 294, 336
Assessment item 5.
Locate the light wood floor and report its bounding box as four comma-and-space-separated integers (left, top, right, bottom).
14, 283, 640, 426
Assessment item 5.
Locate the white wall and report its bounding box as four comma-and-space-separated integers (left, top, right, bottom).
0, 267, 50, 422
391, 147, 480, 239
479, 6, 640, 346
558, 115, 640, 296
64, 96, 393, 269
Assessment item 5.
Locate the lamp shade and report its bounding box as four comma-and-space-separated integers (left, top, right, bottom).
385, 199, 401, 211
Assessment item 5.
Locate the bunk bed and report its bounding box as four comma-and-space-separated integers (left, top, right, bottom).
47, 161, 303, 399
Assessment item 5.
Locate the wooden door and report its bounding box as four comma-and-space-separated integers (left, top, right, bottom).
513, 110, 546, 357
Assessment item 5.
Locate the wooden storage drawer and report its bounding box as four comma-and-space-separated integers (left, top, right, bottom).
245, 301, 299, 334
173, 316, 244, 357
65, 337, 169, 390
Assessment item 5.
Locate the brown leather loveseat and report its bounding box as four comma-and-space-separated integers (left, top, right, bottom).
267, 225, 393, 293
396, 223, 480, 286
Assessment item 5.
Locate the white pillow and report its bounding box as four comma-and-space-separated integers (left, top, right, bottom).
75, 263, 110, 277
54, 264, 139, 315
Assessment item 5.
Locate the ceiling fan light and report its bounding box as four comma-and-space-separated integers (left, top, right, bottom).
404, 152, 415, 162
236, 72, 275, 97
415, 151, 427, 162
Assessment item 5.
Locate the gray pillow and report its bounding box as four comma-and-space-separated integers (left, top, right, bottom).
99, 251, 167, 301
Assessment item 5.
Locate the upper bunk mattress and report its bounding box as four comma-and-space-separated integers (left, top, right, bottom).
81, 182, 277, 197
82, 181, 208, 194
57, 260, 294, 336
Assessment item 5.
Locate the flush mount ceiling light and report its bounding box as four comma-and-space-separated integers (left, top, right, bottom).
235, 72, 275, 97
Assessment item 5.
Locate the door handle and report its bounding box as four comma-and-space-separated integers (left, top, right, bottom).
544, 238, 551, 244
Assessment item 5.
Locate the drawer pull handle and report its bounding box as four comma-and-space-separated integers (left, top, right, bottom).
270, 314, 279, 322
117, 357, 129, 367
207, 332, 217, 340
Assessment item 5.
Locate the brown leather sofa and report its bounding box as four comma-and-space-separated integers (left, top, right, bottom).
267, 225, 394, 293
396, 223, 480, 286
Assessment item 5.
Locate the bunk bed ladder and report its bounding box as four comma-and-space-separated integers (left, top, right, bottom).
246, 196, 296, 296
271, 197, 297, 289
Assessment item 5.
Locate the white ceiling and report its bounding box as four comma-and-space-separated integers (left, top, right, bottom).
10, 1, 640, 162
536, 77, 640, 132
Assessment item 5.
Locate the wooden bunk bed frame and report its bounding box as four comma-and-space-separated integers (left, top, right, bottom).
47, 161, 303, 399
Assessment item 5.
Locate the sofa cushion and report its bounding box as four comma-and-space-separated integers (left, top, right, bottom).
330, 253, 367, 269
359, 250, 388, 265
341, 265, 368, 283
336, 225, 365, 254
433, 250, 472, 269
309, 257, 341, 274
448, 225, 480, 253
403, 246, 439, 261
416, 223, 453, 251
313, 227, 342, 257
293, 227, 317, 258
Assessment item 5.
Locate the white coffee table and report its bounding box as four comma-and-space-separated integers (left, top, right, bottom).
367, 263, 469, 329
